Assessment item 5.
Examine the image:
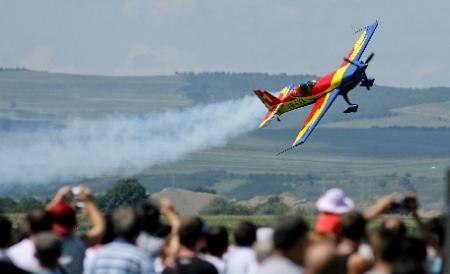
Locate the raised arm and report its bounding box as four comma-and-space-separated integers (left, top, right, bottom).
79, 186, 106, 247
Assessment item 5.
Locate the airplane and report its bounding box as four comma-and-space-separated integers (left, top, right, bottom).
254, 20, 379, 154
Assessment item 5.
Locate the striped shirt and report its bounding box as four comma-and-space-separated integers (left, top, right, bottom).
87, 239, 154, 274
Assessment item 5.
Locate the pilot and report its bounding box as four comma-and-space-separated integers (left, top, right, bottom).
299, 80, 316, 95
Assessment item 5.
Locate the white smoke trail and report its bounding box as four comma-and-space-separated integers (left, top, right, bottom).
0, 96, 265, 184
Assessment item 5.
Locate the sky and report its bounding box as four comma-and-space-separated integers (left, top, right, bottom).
0, 0, 449, 88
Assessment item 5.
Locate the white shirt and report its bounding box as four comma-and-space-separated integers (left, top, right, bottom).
258, 256, 304, 274
7, 238, 41, 273
201, 254, 226, 274
225, 246, 258, 274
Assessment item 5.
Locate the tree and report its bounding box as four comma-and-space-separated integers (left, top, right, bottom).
255, 196, 289, 215
200, 197, 254, 215
97, 178, 147, 213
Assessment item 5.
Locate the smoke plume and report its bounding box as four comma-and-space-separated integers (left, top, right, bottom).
0, 96, 264, 184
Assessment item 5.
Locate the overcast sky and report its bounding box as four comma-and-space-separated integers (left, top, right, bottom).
1, 0, 448, 88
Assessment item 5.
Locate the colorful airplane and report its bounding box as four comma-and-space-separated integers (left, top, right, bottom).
254, 20, 379, 154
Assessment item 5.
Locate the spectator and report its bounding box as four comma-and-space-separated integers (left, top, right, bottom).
47, 186, 106, 274
82, 215, 115, 274
304, 240, 338, 274
425, 217, 444, 274
0, 215, 32, 274
202, 226, 229, 274
162, 217, 217, 274
225, 221, 258, 274
379, 217, 407, 237
259, 216, 309, 274
254, 227, 274, 263
137, 198, 178, 256
399, 236, 427, 266
34, 232, 65, 274
337, 211, 372, 274
366, 229, 401, 274
315, 188, 354, 235
88, 206, 154, 274
8, 207, 53, 273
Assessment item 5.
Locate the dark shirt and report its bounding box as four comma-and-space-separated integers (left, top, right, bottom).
0, 261, 33, 274
162, 257, 218, 274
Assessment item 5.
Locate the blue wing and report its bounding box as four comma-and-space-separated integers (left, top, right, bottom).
292, 89, 340, 147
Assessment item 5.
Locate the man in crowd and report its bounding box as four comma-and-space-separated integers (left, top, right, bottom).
34, 232, 65, 274
259, 216, 309, 274
8, 207, 53, 273
162, 217, 217, 274
226, 221, 258, 274
137, 198, 179, 257
202, 225, 229, 274
47, 186, 106, 274
88, 206, 154, 274
0, 215, 32, 274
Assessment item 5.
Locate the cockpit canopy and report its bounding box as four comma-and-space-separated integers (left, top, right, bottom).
300, 80, 317, 93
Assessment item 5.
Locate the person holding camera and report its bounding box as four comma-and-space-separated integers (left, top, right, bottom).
46, 185, 106, 274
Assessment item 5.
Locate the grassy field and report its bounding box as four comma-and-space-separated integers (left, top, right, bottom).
1, 70, 449, 207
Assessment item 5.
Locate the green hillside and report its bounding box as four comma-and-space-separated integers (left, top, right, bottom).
1, 70, 449, 208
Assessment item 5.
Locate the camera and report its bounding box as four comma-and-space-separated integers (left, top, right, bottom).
390, 193, 417, 214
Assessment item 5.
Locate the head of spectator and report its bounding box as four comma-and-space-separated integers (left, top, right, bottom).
113, 206, 141, 243
304, 240, 338, 274
179, 217, 208, 253
273, 215, 309, 265
380, 216, 407, 237
254, 227, 274, 262
34, 232, 62, 270
315, 188, 354, 235
233, 221, 257, 247
25, 208, 53, 237
426, 216, 445, 249
369, 228, 401, 273
47, 198, 77, 236
139, 199, 162, 235
206, 226, 228, 258
399, 236, 427, 264
0, 215, 12, 249
340, 211, 367, 243
392, 258, 427, 274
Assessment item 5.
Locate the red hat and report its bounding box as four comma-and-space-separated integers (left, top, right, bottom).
48, 199, 77, 235
315, 212, 341, 235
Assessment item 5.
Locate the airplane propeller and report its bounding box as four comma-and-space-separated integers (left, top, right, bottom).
343, 52, 375, 90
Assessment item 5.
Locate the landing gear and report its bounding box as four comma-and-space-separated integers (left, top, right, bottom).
277, 116, 281, 122
342, 93, 358, 113
344, 104, 358, 113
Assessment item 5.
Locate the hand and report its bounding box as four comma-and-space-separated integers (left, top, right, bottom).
160, 198, 174, 215
55, 185, 73, 201
404, 192, 418, 215
78, 186, 93, 201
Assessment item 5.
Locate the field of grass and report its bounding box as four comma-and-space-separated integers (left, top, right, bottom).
1, 70, 449, 208
323, 101, 450, 128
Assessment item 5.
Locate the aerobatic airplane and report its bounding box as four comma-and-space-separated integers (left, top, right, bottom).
255, 21, 378, 154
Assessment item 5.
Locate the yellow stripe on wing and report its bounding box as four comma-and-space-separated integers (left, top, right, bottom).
293, 92, 331, 145
348, 31, 367, 62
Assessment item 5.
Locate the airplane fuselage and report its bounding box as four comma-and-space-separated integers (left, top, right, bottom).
277, 63, 367, 115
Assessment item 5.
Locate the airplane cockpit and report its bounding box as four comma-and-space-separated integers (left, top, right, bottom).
299, 80, 317, 94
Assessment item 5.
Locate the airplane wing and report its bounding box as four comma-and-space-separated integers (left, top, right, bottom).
340, 20, 379, 66
292, 89, 340, 147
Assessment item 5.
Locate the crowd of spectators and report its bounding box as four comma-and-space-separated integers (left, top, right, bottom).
0, 185, 445, 274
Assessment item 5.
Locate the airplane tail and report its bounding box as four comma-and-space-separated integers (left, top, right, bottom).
254, 86, 290, 128
254, 89, 280, 111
